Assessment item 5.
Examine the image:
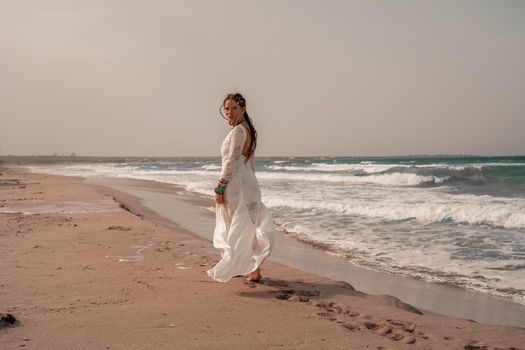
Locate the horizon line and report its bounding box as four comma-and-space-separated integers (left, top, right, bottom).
2, 154, 525, 160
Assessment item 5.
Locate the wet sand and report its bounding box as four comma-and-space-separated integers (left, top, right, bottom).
85, 176, 525, 327
1, 166, 525, 350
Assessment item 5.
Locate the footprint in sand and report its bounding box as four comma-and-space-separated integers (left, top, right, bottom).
360, 322, 416, 344
387, 319, 416, 333
342, 308, 361, 318
315, 301, 355, 317
333, 310, 423, 345
261, 279, 290, 288
274, 289, 320, 302
389, 332, 416, 344
363, 322, 393, 336
313, 301, 360, 325
262, 279, 321, 303
274, 289, 296, 300
265, 281, 431, 347
463, 342, 503, 350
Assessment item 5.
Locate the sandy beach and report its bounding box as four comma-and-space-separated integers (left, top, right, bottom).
1, 166, 525, 350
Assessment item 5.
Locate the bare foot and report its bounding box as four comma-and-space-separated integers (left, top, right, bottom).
246, 268, 262, 282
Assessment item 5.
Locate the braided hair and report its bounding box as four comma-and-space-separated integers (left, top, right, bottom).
223, 93, 257, 161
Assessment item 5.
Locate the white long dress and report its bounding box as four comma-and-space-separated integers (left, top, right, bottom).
207, 124, 275, 282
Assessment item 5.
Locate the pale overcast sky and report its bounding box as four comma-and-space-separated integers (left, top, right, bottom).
1, 0, 524, 157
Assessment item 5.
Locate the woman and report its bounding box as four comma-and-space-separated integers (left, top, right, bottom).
207, 93, 275, 283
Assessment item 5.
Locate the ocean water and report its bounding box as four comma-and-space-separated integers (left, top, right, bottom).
30, 156, 525, 304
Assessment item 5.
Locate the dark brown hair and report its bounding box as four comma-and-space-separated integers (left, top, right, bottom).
223, 93, 257, 161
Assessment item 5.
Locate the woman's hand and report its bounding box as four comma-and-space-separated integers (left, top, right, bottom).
215, 192, 224, 205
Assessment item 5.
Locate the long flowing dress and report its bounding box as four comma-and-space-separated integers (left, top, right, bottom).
207, 124, 275, 282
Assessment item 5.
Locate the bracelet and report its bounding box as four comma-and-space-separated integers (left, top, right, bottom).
215, 177, 228, 195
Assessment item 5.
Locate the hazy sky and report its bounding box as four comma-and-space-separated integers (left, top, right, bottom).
1, 0, 524, 157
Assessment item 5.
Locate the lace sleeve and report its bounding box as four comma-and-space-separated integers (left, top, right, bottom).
220, 126, 245, 182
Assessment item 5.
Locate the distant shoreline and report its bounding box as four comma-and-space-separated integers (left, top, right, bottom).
1, 154, 524, 165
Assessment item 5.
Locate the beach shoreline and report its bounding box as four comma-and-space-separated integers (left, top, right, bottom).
77, 174, 525, 327
1, 165, 525, 349
15, 155, 525, 307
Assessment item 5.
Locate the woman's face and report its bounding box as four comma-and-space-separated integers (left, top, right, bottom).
223, 99, 245, 124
